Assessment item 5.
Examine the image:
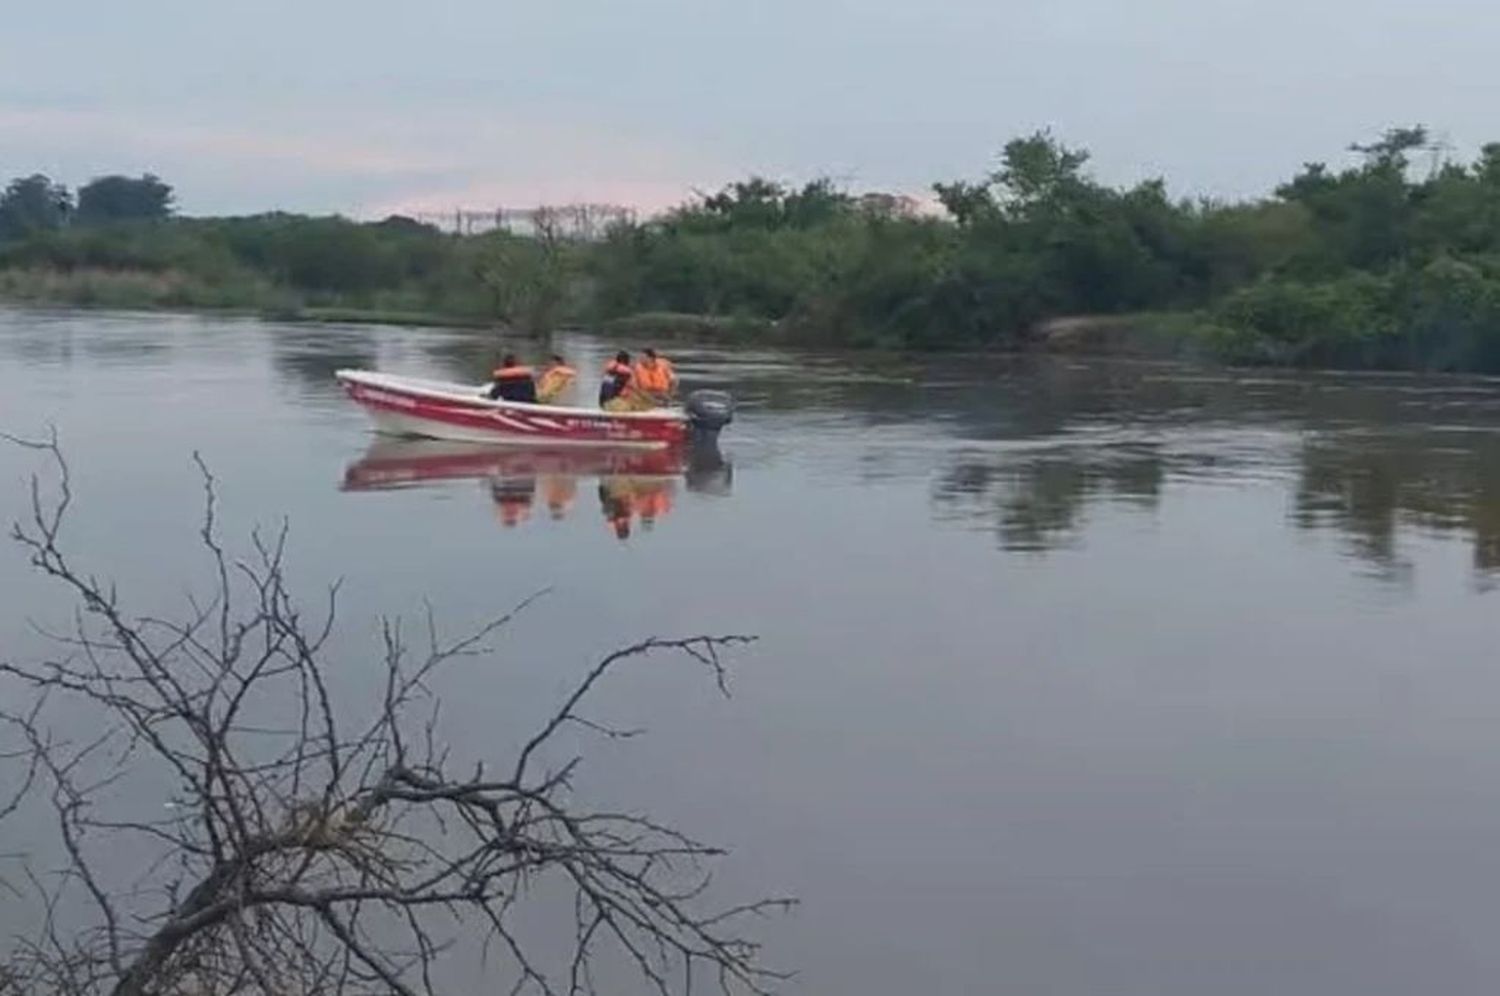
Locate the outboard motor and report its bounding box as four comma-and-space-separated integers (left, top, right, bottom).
685, 389, 735, 441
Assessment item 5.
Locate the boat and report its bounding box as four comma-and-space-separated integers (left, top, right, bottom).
335, 370, 733, 449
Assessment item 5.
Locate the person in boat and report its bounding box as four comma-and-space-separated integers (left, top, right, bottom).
536, 354, 577, 404
488, 354, 538, 404
631, 347, 678, 405
599, 351, 634, 407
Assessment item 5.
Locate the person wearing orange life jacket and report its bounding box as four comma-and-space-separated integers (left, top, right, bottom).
487, 354, 538, 404
599, 350, 633, 407
631, 347, 678, 404
536, 354, 577, 404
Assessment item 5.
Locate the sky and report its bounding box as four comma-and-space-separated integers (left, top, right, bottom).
4, 0, 1500, 218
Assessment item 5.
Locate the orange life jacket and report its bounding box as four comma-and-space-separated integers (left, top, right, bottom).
633, 358, 675, 394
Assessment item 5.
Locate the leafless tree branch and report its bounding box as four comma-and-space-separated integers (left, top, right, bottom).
0, 436, 791, 996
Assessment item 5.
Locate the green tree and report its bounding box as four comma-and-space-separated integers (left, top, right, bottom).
0, 174, 71, 240
932, 180, 993, 226
698, 177, 788, 230
75, 173, 175, 224
1276, 126, 1430, 272
1349, 126, 1429, 170
781, 178, 853, 228
993, 131, 1092, 218
470, 214, 573, 333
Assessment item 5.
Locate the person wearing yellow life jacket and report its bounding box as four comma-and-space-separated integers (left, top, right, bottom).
536, 354, 577, 404
488, 354, 538, 404
632, 347, 678, 404
599, 351, 633, 407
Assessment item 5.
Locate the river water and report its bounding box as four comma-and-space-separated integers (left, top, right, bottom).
4, 307, 1500, 995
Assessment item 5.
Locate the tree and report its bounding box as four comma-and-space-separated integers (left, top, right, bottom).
75, 174, 175, 224
0, 436, 789, 996
780, 179, 852, 229
1274, 127, 1432, 272
699, 178, 788, 230
471, 215, 572, 334
1349, 126, 1429, 172
0, 174, 71, 240
932, 181, 993, 226
262, 217, 400, 293
993, 131, 1092, 218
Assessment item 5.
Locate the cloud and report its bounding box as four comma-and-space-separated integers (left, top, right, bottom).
0, 101, 735, 216
0, 106, 441, 176
361, 178, 701, 219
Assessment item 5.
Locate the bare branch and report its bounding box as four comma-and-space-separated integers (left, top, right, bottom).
0, 436, 788, 996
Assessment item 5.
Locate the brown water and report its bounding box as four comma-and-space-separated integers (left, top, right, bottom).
4, 308, 1500, 995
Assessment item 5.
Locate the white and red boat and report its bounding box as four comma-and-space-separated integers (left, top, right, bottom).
335, 370, 732, 449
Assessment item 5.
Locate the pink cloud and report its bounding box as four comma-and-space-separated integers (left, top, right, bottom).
360, 177, 702, 219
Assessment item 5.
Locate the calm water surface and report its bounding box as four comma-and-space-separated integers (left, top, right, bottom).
5, 308, 1500, 995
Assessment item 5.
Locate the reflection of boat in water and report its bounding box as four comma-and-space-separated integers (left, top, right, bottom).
340, 438, 732, 537
342, 439, 689, 491
685, 442, 734, 497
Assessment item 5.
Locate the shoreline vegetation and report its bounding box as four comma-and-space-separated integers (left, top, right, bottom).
7, 127, 1500, 371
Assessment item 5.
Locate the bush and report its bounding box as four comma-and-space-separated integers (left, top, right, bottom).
1212, 273, 1397, 366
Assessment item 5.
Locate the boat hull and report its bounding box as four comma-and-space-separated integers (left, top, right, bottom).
337, 370, 689, 448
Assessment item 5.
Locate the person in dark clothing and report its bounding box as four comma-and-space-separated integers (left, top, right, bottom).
599, 350, 633, 406
488, 354, 538, 403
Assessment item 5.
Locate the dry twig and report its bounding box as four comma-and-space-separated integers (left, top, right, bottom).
0, 434, 789, 996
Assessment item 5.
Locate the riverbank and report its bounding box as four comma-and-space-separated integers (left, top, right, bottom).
10, 128, 1500, 370
0, 268, 494, 329
0, 274, 1172, 354
10, 242, 1492, 376
0, 276, 778, 340
0, 257, 1199, 353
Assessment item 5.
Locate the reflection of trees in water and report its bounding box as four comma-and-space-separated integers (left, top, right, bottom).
328, 333, 1500, 575
933, 443, 1166, 551
268, 326, 378, 392
418, 332, 502, 383
934, 429, 1500, 574
417, 331, 623, 390
1293, 433, 1500, 574
2, 322, 171, 368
